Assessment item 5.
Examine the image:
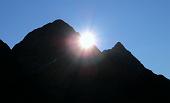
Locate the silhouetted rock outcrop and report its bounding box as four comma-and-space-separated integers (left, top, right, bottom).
1, 19, 169, 103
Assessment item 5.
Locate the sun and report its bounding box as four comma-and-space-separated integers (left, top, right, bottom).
79, 31, 96, 49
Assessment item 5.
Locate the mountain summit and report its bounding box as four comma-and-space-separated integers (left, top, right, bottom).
12, 19, 100, 74
113, 42, 126, 50
0, 19, 169, 103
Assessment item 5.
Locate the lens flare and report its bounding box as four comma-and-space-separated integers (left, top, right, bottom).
79, 31, 96, 49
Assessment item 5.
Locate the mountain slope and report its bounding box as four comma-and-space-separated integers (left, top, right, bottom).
6, 19, 170, 102
98, 42, 170, 102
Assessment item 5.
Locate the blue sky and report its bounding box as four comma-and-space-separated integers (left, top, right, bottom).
0, 0, 170, 78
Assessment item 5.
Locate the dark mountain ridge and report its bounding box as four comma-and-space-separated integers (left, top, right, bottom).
0, 19, 169, 102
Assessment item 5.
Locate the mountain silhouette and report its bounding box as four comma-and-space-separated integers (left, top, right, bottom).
0, 19, 169, 102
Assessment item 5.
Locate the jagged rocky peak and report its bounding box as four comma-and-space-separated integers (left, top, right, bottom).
111, 42, 129, 53
21, 19, 77, 43
52, 19, 70, 26
12, 19, 80, 51
102, 41, 145, 68
114, 42, 126, 50
12, 19, 101, 54
102, 42, 128, 54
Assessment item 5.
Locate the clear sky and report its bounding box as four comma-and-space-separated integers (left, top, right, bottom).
0, 0, 170, 78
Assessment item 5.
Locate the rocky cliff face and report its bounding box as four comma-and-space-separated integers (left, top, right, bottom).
0, 19, 169, 103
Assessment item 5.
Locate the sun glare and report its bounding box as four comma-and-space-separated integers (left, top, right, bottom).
79, 31, 96, 49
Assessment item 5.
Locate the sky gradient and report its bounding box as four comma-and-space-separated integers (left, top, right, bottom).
0, 0, 170, 78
